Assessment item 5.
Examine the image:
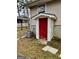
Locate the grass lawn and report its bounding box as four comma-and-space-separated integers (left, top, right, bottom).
17, 27, 61, 59
17, 27, 29, 38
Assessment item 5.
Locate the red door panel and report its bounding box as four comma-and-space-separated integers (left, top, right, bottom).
39, 18, 47, 40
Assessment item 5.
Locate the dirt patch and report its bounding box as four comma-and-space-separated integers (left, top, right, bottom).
17, 27, 29, 38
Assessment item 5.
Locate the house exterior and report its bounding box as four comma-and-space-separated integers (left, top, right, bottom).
27, 0, 61, 42
17, 16, 29, 28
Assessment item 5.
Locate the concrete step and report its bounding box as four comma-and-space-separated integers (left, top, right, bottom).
42, 46, 58, 55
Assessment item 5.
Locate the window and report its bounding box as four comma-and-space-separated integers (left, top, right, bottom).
38, 4, 45, 13
17, 19, 22, 23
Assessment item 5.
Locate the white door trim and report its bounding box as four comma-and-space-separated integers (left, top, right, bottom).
47, 18, 51, 41
36, 19, 39, 39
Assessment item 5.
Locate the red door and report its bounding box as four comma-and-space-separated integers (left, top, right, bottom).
39, 18, 47, 40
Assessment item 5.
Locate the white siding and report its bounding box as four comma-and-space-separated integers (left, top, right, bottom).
54, 25, 61, 38
46, 1, 61, 25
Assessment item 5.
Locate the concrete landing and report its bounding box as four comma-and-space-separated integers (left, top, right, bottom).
42, 46, 58, 54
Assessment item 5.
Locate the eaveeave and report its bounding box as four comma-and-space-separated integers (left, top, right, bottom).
27, 0, 54, 8
31, 13, 57, 20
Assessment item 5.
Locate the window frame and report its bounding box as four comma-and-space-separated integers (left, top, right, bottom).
37, 4, 45, 14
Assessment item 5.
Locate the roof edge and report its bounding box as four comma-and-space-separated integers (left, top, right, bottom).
31, 13, 57, 20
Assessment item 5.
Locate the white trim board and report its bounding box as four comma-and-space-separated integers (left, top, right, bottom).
32, 13, 56, 20
36, 19, 39, 39
47, 18, 54, 41
47, 18, 51, 41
